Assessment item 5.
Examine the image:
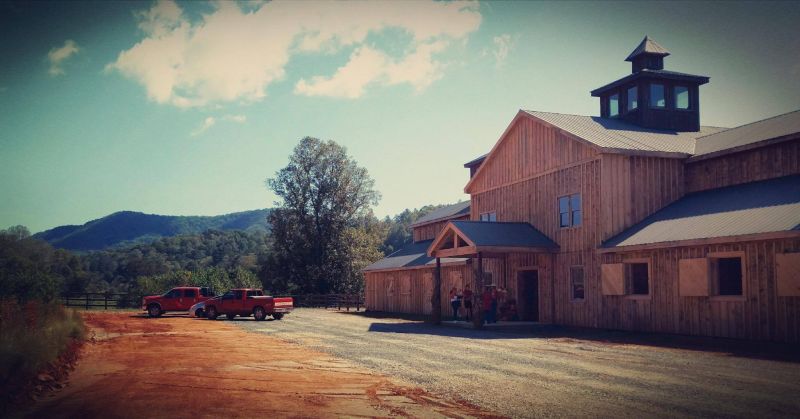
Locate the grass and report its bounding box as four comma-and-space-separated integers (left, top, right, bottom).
0, 300, 86, 387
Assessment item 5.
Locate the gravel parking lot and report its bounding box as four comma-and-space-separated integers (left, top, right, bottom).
239, 308, 800, 418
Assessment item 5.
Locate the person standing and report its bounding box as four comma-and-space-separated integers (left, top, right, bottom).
482, 286, 493, 324
449, 287, 461, 321
462, 285, 473, 321
490, 287, 499, 324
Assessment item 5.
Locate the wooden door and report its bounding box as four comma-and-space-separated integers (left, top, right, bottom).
517, 270, 539, 321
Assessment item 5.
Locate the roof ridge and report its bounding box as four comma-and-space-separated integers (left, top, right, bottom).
696, 109, 800, 140
524, 109, 593, 118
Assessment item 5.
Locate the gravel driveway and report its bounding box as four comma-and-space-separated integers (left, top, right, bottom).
238, 308, 800, 418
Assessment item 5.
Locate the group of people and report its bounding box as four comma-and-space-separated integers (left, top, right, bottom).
448, 285, 519, 323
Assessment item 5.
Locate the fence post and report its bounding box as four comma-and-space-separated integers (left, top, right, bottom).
85, 294, 89, 310
105, 294, 108, 310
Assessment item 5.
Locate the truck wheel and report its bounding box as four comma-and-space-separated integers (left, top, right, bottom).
206, 306, 217, 320
195, 308, 204, 318
147, 304, 162, 318
226, 313, 236, 320
253, 307, 266, 321
273, 313, 284, 320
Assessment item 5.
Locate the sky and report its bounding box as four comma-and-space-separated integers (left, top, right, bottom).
1, 0, 799, 233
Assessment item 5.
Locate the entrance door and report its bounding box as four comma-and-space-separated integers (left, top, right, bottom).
517, 270, 539, 322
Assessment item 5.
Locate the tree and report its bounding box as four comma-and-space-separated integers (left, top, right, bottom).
265, 137, 381, 294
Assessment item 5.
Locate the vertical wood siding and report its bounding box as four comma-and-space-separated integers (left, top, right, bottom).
466, 116, 597, 194
685, 140, 800, 193
600, 154, 685, 241
600, 238, 800, 342
364, 264, 471, 315
412, 215, 469, 242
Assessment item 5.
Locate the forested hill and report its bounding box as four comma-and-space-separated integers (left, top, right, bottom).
34, 209, 271, 251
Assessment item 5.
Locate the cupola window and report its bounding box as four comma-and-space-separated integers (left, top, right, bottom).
675, 85, 689, 109
627, 86, 638, 110
650, 83, 665, 108
609, 94, 620, 117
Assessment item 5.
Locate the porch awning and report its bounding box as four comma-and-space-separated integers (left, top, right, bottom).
427, 220, 559, 258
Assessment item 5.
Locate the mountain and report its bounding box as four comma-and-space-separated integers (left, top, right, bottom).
35, 209, 271, 251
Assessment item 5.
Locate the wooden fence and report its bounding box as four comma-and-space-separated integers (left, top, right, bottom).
288, 294, 364, 311
62, 293, 142, 310
61, 292, 364, 312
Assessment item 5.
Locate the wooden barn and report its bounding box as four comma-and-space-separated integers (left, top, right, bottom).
363, 37, 800, 342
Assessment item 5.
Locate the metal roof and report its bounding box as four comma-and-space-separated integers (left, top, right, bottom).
411, 201, 470, 227
590, 69, 709, 97
450, 221, 559, 249
603, 175, 800, 248
625, 36, 670, 61
692, 109, 800, 158
463, 154, 487, 167
363, 240, 466, 271
524, 110, 726, 155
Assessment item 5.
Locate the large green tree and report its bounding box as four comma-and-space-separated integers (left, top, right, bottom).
264, 137, 381, 294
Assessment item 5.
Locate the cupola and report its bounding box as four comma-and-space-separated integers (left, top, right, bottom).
590, 37, 709, 132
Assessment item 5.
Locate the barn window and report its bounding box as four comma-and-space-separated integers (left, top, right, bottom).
480, 211, 497, 222
627, 86, 638, 110
675, 86, 689, 109
609, 93, 620, 117
570, 266, 585, 301
713, 257, 743, 296
627, 263, 649, 295
650, 83, 665, 108
558, 193, 582, 228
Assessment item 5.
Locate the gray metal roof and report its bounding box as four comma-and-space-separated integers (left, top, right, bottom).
693, 110, 800, 158
524, 111, 726, 155
412, 201, 470, 227
603, 175, 800, 248
590, 69, 709, 97
451, 221, 559, 249
363, 240, 467, 271
625, 36, 670, 61
464, 154, 487, 167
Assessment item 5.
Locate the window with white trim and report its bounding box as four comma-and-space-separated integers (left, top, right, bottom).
480, 212, 497, 222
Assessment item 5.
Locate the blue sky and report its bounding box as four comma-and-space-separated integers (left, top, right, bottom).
1, 0, 799, 233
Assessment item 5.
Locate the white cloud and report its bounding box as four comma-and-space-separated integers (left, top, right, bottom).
190, 114, 247, 136
490, 34, 514, 67
191, 116, 216, 136
223, 114, 247, 123
107, 0, 481, 107
47, 40, 80, 76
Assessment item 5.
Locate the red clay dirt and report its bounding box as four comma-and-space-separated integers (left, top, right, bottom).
24, 312, 497, 418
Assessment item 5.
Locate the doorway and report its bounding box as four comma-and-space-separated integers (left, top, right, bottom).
517, 270, 539, 322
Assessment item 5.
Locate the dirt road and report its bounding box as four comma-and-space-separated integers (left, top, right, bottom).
240, 309, 800, 418
23, 312, 495, 418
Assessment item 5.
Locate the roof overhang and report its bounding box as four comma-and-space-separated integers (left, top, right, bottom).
590, 71, 709, 97
597, 231, 800, 254
427, 220, 559, 258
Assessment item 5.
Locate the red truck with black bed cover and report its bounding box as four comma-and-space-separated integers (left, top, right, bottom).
204, 288, 293, 321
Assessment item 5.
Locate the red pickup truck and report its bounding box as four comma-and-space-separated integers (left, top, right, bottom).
142, 286, 215, 318
204, 288, 293, 321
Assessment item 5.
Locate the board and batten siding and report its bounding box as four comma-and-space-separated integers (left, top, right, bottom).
412, 216, 468, 242
466, 115, 597, 194
685, 140, 800, 193
364, 263, 470, 315
600, 238, 800, 342
599, 154, 686, 241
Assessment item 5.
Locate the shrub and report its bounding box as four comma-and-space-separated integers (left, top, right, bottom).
0, 300, 85, 386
